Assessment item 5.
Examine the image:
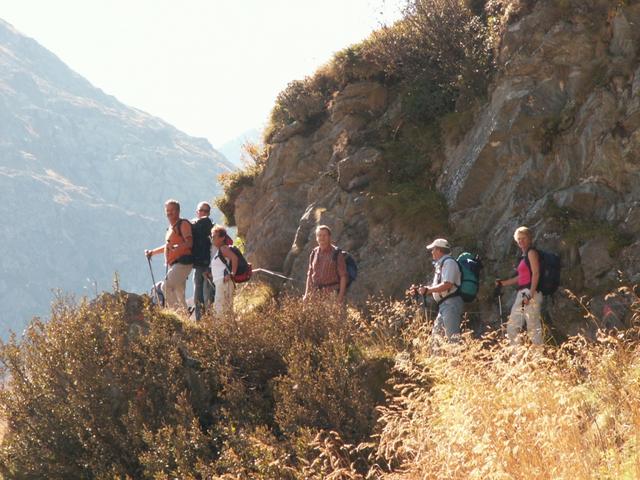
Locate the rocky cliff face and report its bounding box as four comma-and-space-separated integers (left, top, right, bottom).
234, 2, 640, 338
0, 19, 233, 336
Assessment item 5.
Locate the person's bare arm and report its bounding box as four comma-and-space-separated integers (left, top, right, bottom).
336, 253, 348, 304
220, 246, 239, 281
337, 275, 348, 303
496, 276, 519, 287
425, 281, 454, 294
527, 249, 541, 298
303, 251, 314, 300
145, 245, 164, 258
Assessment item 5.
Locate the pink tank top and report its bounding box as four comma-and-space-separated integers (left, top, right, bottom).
517, 258, 531, 288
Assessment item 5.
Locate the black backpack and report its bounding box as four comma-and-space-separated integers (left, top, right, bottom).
191, 217, 214, 267
215, 246, 252, 283
524, 248, 561, 296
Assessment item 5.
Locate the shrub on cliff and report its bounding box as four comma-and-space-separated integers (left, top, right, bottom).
0, 291, 395, 478
261, 0, 491, 141
215, 141, 268, 226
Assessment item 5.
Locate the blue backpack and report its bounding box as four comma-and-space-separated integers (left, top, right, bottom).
338, 249, 358, 287
311, 247, 358, 287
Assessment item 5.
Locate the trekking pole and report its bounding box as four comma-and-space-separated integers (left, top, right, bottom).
421, 293, 430, 323
493, 282, 504, 329
408, 285, 424, 322
252, 268, 294, 281
147, 256, 160, 305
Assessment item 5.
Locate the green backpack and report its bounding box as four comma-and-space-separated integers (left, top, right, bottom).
455, 252, 483, 302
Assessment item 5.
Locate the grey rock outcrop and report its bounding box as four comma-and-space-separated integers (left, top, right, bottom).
233, 2, 640, 338
0, 19, 234, 336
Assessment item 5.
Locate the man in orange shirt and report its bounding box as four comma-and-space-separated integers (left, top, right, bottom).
145, 199, 193, 311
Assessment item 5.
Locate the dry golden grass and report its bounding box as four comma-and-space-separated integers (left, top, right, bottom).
306, 324, 640, 479
1, 285, 639, 479
370, 332, 640, 480
233, 280, 276, 315
299, 283, 640, 479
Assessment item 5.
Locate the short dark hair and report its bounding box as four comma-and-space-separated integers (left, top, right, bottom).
211, 225, 227, 238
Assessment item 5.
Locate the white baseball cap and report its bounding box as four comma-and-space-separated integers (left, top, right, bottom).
426, 238, 450, 250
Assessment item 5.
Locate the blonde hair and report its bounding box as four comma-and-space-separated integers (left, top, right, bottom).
513, 226, 533, 242
315, 225, 332, 236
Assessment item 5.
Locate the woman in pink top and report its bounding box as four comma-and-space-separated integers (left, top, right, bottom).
496, 226, 543, 345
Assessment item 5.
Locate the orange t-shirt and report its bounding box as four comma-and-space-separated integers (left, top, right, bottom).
165, 219, 193, 265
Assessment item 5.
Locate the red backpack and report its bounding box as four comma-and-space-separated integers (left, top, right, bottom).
215, 245, 252, 283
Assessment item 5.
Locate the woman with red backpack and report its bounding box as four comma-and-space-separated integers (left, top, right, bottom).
207, 226, 239, 318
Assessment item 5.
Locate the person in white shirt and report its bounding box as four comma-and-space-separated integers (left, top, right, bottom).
207, 226, 238, 318
418, 238, 463, 341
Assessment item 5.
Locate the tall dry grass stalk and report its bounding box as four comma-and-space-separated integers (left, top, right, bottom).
0, 418, 5, 445
370, 330, 640, 479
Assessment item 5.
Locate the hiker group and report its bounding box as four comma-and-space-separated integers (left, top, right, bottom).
144, 199, 251, 321
144, 199, 559, 345
409, 226, 560, 345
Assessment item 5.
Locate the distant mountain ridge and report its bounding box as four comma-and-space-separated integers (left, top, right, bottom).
0, 18, 234, 336
217, 128, 261, 167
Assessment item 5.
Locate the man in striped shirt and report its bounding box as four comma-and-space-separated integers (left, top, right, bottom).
304, 225, 348, 304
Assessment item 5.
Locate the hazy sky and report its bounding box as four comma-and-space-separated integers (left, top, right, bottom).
1, 0, 404, 147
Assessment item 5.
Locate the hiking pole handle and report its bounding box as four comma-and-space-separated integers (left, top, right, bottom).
147, 256, 160, 306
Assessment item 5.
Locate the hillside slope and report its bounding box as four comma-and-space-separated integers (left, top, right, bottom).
0, 19, 234, 336
228, 0, 640, 338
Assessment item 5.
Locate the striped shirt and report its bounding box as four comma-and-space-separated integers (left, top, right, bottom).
308, 246, 347, 290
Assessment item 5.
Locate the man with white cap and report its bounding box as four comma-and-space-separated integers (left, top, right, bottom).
418, 238, 463, 341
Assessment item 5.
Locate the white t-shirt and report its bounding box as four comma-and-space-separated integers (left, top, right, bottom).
209, 247, 228, 281
431, 255, 460, 303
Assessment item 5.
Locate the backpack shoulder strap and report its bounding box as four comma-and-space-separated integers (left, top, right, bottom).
173, 219, 186, 241
438, 257, 461, 286
215, 246, 231, 270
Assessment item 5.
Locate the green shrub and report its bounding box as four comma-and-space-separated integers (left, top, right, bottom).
215, 142, 268, 226
367, 183, 449, 236
330, 43, 384, 86
371, 0, 492, 104
547, 202, 634, 257
0, 290, 396, 478
401, 75, 457, 123
0, 294, 217, 479
265, 77, 333, 142
264, 0, 492, 142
